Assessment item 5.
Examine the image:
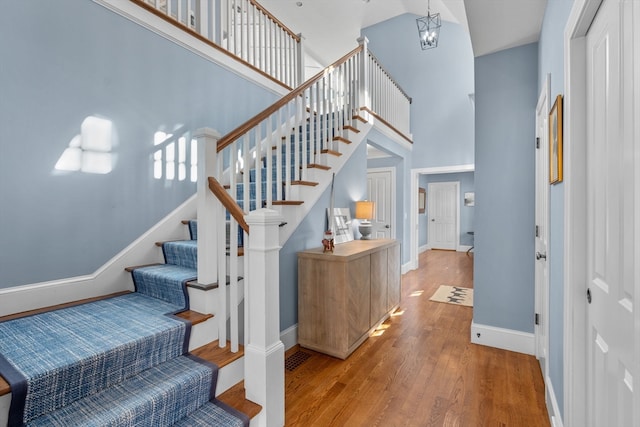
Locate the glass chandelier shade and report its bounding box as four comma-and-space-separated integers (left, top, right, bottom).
416, 2, 441, 50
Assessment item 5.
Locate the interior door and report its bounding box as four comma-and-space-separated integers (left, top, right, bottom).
586, 0, 638, 424
367, 169, 394, 239
427, 182, 458, 250
534, 76, 550, 387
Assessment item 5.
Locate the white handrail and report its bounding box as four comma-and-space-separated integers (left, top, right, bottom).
194, 38, 412, 424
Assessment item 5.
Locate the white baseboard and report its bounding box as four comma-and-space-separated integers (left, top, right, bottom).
470, 321, 535, 355
280, 324, 298, 351
457, 245, 472, 253
547, 375, 564, 427
419, 244, 429, 254
401, 262, 413, 274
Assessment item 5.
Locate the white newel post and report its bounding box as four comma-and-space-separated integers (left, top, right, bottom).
296, 33, 305, 87
357, 36, 370, 117
194, 128, 221, 294
244, 209, 285, 427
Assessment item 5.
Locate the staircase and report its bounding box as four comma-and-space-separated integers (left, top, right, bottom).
0, 217, 255, 426
0, 2, 413, 425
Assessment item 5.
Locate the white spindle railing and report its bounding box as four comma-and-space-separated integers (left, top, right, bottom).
136, 0, 303, 88
193, 39, 411, 425
221, 0, 302, 88
363, 42, 412, 139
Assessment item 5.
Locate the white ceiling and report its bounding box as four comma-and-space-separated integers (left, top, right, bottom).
259, 0, 547, 67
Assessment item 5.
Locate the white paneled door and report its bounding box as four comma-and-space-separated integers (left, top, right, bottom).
367, 169, 394, 239
586, 0, 639, 425
534, 75, 550, 392
427, 182, 458, 250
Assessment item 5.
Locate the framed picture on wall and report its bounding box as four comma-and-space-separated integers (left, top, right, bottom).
464, 192, 475, 206
418, 187, 426, 214
549, 94, 563, 184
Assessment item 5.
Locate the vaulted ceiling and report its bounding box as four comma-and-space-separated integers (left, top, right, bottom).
259, 0, 547, 68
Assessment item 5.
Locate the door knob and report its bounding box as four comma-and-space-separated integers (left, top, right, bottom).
536, 252, 547, 260
431, 219, 435, 222
385, 225, 390, 229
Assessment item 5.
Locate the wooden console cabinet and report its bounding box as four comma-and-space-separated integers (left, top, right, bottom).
297, 239, 401, 359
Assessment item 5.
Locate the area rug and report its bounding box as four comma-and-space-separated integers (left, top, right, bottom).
430, 285, 473, 307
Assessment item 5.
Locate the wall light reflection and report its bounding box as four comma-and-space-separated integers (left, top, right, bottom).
55, 116, 115, 174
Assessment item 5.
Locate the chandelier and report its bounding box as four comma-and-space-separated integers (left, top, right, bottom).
416, 0, 441, 50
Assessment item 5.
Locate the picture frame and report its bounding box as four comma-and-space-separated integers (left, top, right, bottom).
549, 94, 563, 184
418, 187, 426, 214
327, 208, 354, 244
464, 192, 475, 207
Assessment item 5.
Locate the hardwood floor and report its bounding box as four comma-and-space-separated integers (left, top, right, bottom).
285, 249, 550, 426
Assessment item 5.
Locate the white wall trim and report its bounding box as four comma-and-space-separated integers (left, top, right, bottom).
369, 117, 413, 151
0, 195, 197, 317
410, 164, 475, 271
401, 262, 412, 275
92, 0, 289, 97
280, 324, 298, 351
547, 375, 564, 427
419, 244, 430, 253
470, 321, 535, 355
563, 1, 600, 426
457, 245, 472, 253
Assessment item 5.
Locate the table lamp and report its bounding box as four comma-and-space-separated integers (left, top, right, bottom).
355, 200, 375, 240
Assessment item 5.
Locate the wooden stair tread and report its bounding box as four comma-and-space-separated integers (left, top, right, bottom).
306, 163, 331, 171
186, 275, 244, 291
353, 114, 368, 123
190, 341, 262, 419
332, 136, 351, 144
191, 340, 244, 369
175, 310, 213, 325
343, 125, 360, 133
320, 149, 341, 157
291, 180, 318, 187
0, 291, 132, 322
217, 381, 262, 420
0, 376, 8, 397
155, 240, 188, 247
124, 263, 163, 272
272, 200, 304, 206
227, 247, 245, 257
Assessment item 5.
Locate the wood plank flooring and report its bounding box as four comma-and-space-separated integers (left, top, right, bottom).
285, 249, 550, 427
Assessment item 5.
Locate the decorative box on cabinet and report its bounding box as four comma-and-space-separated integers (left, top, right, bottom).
297, 239, 401, 359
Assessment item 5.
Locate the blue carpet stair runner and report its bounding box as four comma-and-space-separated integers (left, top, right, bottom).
0, 222, 249, 426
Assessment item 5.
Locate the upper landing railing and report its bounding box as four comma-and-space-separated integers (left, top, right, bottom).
133, 0, 303, 89
130, 2, 412, 141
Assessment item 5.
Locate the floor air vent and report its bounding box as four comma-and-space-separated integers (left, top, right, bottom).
285, 350, 311, 371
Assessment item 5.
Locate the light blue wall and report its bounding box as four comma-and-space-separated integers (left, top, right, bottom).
474, 43, 538, 333
362, 15, 475, 168
0, 0, 276, 288
418, 172, 475, 247
279, 142, 368, 330
538, 0, 574, 420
